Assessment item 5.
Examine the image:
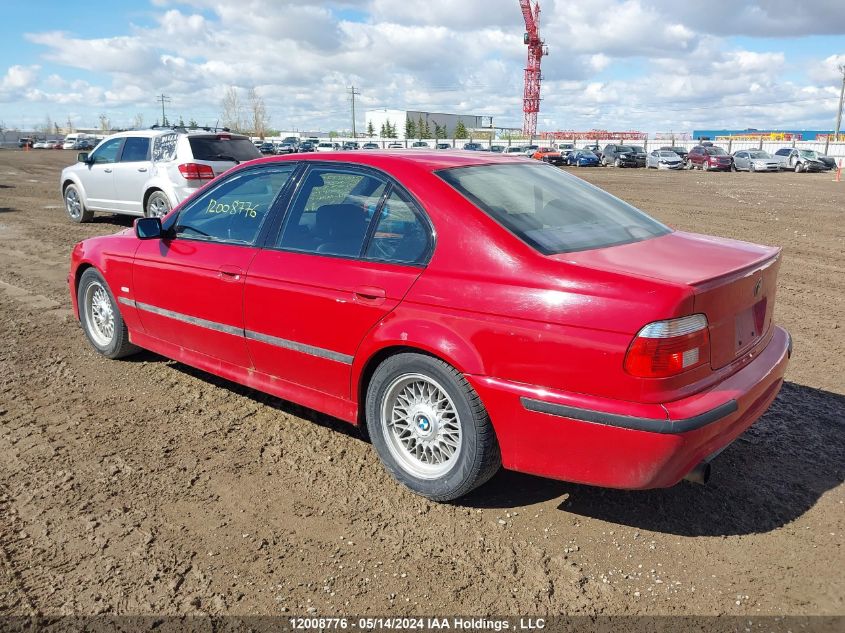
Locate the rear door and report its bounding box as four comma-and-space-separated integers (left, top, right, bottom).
112, 136, 152, 214
243, 164, 433, 399
131, 164, 297, 367
81, 137, 124, 210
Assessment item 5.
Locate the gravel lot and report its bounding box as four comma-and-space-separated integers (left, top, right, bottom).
0, 150, 842, 618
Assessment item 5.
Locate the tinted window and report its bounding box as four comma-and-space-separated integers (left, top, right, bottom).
120, 137, 150, 162
365, 190, 429, 264
437, 162, 670, 255
90, 138, 123, 164
277, 167, 387, 257
188, 136, 261, 162
775, 149, 789, 156
174, 167, 294, 244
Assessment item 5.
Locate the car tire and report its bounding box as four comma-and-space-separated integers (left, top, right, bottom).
794, 162, 803, 173
614, 158, 622, 168
145, 190, 172, 218
77, 268, 139, 360
64, 183, 93, 223
749, 163, 756, 173
365, 353, 501, 501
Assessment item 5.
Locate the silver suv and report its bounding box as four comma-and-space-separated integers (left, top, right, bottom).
60, 128, 261, 222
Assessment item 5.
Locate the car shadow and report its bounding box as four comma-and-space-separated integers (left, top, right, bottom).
132, 353, 366, 443
462, 382, 845, 536
0, 207, 17, 212
91, 215, 134, 227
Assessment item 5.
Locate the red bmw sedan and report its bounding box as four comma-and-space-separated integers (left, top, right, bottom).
67, 151, 791, 501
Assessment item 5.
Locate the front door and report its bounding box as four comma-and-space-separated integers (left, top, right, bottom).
83, 137, 124, 210
244, 166, 433, 399
131, 164, 298, 368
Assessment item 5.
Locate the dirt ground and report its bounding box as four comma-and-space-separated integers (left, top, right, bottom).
0, 150, 842, 618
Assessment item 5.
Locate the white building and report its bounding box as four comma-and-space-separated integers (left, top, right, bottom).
364, 109, 493, 139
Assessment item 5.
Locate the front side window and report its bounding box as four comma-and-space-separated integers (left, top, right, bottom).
437, 162, 670, 255
120, 137, 150, 162
364, 190, 430, 264
90, 138, 123, 164
173, 167, 294, 244
277, 167, 387, 257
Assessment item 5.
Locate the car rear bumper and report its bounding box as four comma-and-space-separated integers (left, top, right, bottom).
467, 326, 791, 489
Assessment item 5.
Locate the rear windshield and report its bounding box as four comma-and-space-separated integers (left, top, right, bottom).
437, 162, 670, 254
188, 136, 261, 162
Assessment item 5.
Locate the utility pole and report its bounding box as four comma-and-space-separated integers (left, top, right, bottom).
157, 93, 171, 127
835, 64, 845, 142
348, 85, 360, 138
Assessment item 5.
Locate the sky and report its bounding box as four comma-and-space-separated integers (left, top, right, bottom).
1, 0, 845, 134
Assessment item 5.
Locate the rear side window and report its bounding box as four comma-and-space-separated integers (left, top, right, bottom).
174, 167, 294, 244
120, 137, 150, 162
188, 136, 262, 162
277, 167, 387, 258
437, 162, 670, 255
364, 190, 430, 264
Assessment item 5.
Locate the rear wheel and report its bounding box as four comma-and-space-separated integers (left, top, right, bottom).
64, 184, 93, 223
365, 353, 501, 501
78, 268, 139, 359
145, 191, 171, 218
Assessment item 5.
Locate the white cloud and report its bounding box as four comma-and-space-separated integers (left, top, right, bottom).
1, 0, 843, 132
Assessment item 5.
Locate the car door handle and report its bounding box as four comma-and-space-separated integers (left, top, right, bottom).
217, 265, 244, 281
354, 286, 386, 302
103, 168, 112, 173
137, 167, 147, 172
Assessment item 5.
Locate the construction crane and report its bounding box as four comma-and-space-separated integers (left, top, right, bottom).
519, 0, 547, 138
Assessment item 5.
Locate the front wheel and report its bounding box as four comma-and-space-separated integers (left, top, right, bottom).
749, 163, 756, 172
365, 353, 501, 501
78, 268, 139, 359
794, 162, 804, 173
64, 184, 93, 223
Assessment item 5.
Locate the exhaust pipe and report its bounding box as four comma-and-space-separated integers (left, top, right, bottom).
683, 461, 711, 485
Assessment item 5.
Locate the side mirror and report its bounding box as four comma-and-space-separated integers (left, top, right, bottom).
135, 217, 162, 240
77, 152, 90, 164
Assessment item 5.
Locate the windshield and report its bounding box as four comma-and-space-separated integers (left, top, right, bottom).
188, 136, 261, 162
659, 151, 678, 157
749, 151, 771, 158
706, 147, 728, 156
437, 162, 670, 254
631, 146, 645, 152
617, 146, 634, 153
799, 150, 817, 158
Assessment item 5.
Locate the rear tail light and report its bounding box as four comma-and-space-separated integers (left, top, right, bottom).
178, 163, 215, 181
624, 314, 710, 378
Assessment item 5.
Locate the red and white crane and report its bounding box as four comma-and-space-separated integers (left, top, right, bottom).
519, 0, 547, 138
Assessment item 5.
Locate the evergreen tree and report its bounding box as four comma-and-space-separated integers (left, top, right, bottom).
367, 120, 375, 137
422, 117, 431, 139
380, 122, 387, 138
454, 120, 468, 139
386, 120, 397, 138
405, 118, 416, 139
188, 118, 198, 129
417, 115, 425, 139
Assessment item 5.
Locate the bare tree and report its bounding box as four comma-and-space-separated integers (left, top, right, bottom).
220, 86, 244, 131
98, 113, 110, 132
66, 116, 73, 133
247, 87, 269, 139
44, 114, 53, 138
0, 121, 7, 145
132, 113, 144, 129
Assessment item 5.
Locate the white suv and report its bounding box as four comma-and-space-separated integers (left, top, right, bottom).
60, 128, 261, 222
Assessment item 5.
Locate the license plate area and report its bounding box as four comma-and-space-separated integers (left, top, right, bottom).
735, 299, 767, 352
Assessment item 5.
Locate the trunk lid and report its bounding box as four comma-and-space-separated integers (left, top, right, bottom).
558, 231, 781, 369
